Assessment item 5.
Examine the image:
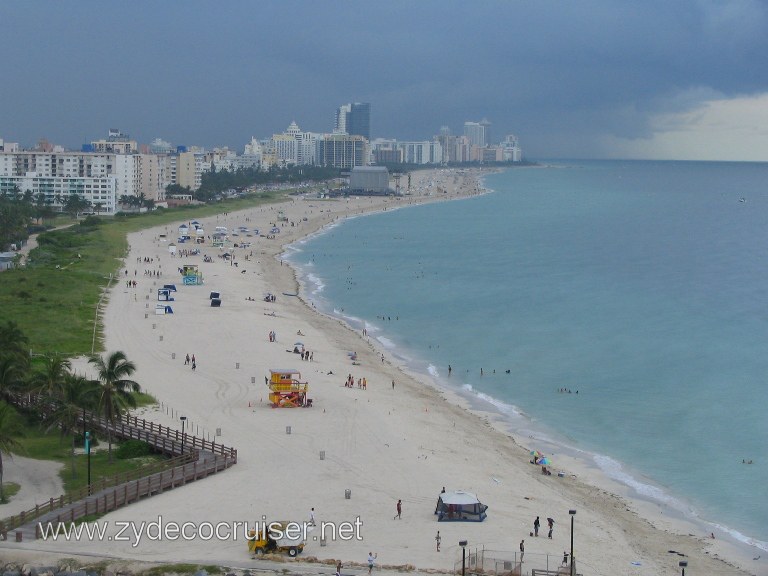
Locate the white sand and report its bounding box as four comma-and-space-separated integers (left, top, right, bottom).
1, 457, 65, 517
0, 170, 755, 575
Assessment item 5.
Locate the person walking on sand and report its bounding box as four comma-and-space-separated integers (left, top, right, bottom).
394, 499, 402, 519
547, 517, 554, 539
519, 540, 525, 563
309, 507, 316, 526
435, 530, 441, 551
185, 353, 190, 365
367, 552, 377, 574
534, 516, 540, 536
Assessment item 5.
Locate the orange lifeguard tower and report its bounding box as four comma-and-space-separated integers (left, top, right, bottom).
267, 369, 311, 408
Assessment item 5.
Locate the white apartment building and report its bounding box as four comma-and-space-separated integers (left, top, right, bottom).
397, 140, 444, 165
500, 134, 523, 162
0, 151, 118, 214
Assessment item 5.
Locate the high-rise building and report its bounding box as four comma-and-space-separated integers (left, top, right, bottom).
317, 134, 368, 169
463, 121, 488, 148
335, 102, 371, 140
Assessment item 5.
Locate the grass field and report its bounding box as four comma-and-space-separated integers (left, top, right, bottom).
14, 420, 166, 495
1, 191, 286, 355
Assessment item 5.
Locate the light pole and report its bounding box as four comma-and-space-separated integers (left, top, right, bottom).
85, 431, 91, 495
679, 560, 687, 576
459, 540, 467, 576
180, 416, 187, 454
569, 509, 576, 576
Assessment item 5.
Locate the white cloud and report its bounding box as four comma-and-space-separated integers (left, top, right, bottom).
602, 92, 768, 161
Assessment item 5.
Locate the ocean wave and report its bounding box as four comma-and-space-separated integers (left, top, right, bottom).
593, 454, 683, 507
460, 383, 522, 417
305, 272, 325, 294
709, 522, 768, 552
377, 336, 396, 349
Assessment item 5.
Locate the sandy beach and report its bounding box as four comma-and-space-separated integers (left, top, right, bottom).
0, 169, 754, 576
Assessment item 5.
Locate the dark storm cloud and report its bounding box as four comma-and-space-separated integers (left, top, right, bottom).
1, 0, 767, 158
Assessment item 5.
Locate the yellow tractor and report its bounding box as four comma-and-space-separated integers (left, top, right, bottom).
247, 521, 306, 557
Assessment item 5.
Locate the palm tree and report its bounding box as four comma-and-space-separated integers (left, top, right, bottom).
0, 321, 30, 400
44, 373, 99, 479
88, 351, 140, 463
0, 356, 26, 403
31, 352, 72, 401
0, 321, 30, 364
0, 401, 24, 502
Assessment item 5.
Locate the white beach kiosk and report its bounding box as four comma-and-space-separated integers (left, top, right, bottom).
435, 490, 488, 522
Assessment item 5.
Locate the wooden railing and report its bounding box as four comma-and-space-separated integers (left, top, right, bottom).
0, 451, 196, 533
1, 393, 238, 539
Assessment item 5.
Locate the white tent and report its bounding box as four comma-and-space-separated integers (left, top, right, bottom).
435, 490, 488, 522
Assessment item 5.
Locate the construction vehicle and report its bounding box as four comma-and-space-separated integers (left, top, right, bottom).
247, 521, 306, 557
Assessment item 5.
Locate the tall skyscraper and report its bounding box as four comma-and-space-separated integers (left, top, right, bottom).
463, 121, 487, 148
335, 102, 371, 140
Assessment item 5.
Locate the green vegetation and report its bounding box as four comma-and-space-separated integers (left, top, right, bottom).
0, 401, 25, 501
114, 439, 153, 459
193, 164, 342, 202
14, 422, 164, 494
1, 190, 284, 354
0, 482, 21, 504
141, 564, 223, 576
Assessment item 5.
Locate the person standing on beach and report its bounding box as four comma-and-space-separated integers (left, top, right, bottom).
309, 507, 316, 526
367, 552, 377, 574
547, 517, 554, 539
435, 530, 441, 551
394, 499, 402, 519
534, 516, 540, 536
185, 353, 190, 365
519, 540, 525, 562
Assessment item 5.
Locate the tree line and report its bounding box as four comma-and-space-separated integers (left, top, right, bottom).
181, 165, 343, 203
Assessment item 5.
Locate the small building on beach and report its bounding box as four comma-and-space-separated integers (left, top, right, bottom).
435, 490, 488, 522
348, 166, 391, 194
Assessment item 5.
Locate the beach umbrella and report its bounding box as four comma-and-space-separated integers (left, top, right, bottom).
530, 450, 541, 458
536, 457, 551, 465
294, 342, 304, 347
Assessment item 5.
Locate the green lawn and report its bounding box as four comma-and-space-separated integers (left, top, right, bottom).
0, 483, 21, 505
13, 421, 166, 495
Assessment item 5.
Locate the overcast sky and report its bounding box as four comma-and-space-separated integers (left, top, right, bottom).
2, 0, 768, 160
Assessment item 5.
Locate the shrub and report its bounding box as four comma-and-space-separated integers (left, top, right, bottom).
115, 439, 153, 459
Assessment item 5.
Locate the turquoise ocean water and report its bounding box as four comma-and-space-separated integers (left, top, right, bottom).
286, 160, 768, 554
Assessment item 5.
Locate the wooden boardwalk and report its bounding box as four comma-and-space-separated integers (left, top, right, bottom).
1, 396, 237, 541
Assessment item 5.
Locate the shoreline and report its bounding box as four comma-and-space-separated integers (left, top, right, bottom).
281, 172, 765, 574
0, 169, 756, 576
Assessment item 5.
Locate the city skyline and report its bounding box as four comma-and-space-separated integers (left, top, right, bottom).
2, 1, 768, 161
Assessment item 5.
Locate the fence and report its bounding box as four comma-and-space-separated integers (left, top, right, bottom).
1, 393, 238, 540
454, 549, 580, 576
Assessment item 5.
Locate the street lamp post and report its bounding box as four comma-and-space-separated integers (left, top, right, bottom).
85, 431, 91, 495
459, 540, 467, 576
569, 509, 576, 576
180, 416, 187, 454
679, 560, 687, 576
